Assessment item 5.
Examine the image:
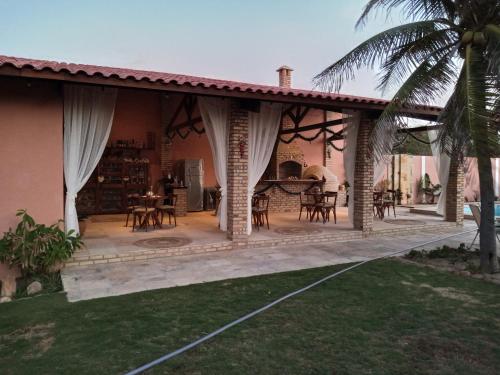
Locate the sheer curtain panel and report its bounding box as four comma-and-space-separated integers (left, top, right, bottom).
428, 129, 450, 215
198, 97, 230, 231
247, 102, 282, 234
64, 84, 117, 234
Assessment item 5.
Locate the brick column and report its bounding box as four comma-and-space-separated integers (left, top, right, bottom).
445, 157, 464, 224
227, 100, 249, 245
173, 187, 187, 217
353, 113, 374, 233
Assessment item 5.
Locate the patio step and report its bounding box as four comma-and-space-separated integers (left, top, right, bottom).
64, 221, 459, 268
65, 241, 233, 268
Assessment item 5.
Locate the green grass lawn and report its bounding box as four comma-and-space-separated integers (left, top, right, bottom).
1, 259, 499, 375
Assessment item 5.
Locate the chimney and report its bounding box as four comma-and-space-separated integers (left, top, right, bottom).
276, 65, 293, 88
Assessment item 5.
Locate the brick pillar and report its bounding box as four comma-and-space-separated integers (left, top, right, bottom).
445, 157, 464, 224
353, 113, 374, 233
227, 100, 249, 245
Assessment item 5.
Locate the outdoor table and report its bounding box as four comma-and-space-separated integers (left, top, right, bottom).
139, 194, 165, 229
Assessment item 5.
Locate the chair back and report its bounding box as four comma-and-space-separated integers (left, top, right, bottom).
373, 191, 383, 204
324, 191, 337, 207
385, 189, 396, 202
300, 192, 313, 205
253, 194, 270, 210
469, 204, 481, 226
166, 193, 177, 207
127, 193, 140, 207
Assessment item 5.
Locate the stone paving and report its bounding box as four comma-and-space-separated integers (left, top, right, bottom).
62, 221, 476, 302
67, 207, 453, 267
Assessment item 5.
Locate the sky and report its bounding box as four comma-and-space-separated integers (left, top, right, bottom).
0, 0, 409, 99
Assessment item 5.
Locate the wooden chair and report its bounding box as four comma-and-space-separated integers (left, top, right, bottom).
299, 192, 315, 221
213, 189, 221, 215
132, 196, 157, 232
156, 193, 177, 227
383, 189, 397, 218
373, 191, 384, 219
322, 191, 338, 224
308, 193, 326, 223
125, 193, 141, 227
252, 194, 270, 230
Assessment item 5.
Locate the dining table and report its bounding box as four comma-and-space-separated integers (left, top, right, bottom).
138, 194, 165, 229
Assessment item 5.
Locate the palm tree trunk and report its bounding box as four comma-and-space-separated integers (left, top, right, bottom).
477, 149, 499, 273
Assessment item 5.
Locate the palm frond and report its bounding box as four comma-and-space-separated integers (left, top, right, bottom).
484, 24, 500, 78
438, 65, 470, 156
377, 28, 459, 93
370, 52, 457, 160
356, 0, 457, 28
439, 43, 499, 158
314, 20, 449, 91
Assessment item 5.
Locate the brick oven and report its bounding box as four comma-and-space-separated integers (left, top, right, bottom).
277, 142, 304, 179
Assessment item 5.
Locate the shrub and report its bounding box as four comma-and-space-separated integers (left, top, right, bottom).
0, 209, 83, 276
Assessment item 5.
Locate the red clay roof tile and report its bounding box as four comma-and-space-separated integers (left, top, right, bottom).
0, 55, 441, 112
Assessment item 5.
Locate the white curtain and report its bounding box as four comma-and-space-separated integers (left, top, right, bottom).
428, 129, 450, 215
64, 84, 117, 234
198, 97, 230, 231
247, 102, 282, 234
374, 156, 390, 186
342, 110, 360, 224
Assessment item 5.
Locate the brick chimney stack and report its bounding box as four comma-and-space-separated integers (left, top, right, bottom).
277, 65, 293, 88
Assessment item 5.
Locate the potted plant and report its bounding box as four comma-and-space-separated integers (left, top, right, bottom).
395, 189, 403, 205
417, 173, 441, 204
0, 210, 83, 297
0, 210, 83, 279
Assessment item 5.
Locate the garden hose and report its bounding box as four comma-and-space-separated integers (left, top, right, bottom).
125, 228, 476, 375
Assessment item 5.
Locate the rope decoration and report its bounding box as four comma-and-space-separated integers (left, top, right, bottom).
279, 127, 344, 144
254, 181, 322, 195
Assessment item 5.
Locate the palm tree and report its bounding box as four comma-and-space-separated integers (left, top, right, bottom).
315, 0, 499, 273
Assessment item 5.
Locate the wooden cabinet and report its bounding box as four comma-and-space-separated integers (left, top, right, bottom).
76, 151, 150, 215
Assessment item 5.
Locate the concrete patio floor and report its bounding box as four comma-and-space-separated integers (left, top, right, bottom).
76, 207, 448, 260
62, 220, 476, 302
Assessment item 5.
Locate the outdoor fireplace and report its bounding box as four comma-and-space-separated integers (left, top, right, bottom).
279, 160, 302, 179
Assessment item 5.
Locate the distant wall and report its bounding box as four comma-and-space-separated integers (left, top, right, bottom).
0, 77, 64, 232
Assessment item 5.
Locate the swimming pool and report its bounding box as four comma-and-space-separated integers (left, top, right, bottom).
463, 204, 500, 216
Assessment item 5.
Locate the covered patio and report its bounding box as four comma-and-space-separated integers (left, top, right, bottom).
0, 56, 465, 269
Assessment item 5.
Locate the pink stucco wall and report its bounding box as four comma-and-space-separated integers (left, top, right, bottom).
0, 77, 64, 232
171, 133, 217, 187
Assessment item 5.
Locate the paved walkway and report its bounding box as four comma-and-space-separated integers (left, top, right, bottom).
62, 223, 476, 302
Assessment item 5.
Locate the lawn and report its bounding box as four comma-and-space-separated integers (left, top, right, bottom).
1, 259, 499, 375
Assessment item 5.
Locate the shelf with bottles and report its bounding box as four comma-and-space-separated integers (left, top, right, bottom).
100, 188, 123, 212
75, 189, 97, 214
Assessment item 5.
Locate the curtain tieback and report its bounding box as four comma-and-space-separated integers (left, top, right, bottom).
67, 191, 78, 202
219, 187, 226, 197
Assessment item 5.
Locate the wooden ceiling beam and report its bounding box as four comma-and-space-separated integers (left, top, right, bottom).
279, 118, 344, 135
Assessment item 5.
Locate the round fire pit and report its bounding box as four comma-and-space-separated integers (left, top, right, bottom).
134, 237, 192, 249
274, 227, 322, 236
384, 219, 426, 225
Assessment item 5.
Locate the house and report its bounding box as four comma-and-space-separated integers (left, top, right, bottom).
0, 55, 468, 271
